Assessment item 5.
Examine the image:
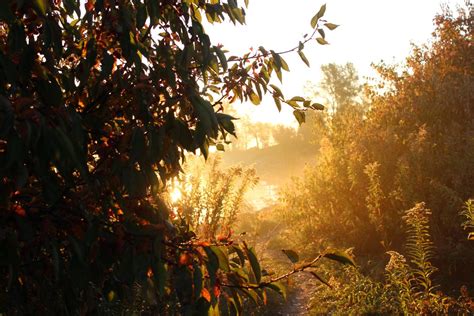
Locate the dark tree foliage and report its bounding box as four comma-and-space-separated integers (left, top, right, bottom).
0, 0, 336, 314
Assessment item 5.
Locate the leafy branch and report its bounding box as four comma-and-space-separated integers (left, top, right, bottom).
221, 248, 354, 291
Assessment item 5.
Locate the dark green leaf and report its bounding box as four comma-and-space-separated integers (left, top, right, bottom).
323, 250, 356, 266
281, 249, 299, 263
136, 4, 147, 29
210, 246, 230, 272
0, 3, 15, 22
264, 282, 286, 300
215, 47, 228, 72
245, 245, 261, 284
34, 0, 48, 15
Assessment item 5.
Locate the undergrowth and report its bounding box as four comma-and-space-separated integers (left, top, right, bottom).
307, 202, 474, 315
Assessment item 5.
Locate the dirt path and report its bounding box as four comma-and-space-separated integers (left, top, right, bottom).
258, 249, 319, 316
277, 272, 318, 316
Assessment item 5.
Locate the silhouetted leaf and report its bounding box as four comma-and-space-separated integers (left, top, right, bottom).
324, 22, 339, 30
210, 246, 230, 272
293, 110, 306, 125
282, 249, 299, 263
245, 245, 261, 284
264, 282, 287, 300
249, 90, 261, 105
311, 103, 325, 110
323, 250, 356, 266
311, 4, 326, 28
316, 37, 329, 45
298, 50, 310, 67
34, 0, 48, 15
273, 96, 282, 112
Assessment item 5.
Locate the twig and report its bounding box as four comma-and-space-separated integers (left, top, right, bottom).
221, 253, 323, 289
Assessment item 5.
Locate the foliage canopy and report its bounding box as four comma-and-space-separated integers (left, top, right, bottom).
0, 0, 339, 314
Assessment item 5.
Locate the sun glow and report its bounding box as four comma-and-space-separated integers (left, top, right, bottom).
170, 186, 182, 204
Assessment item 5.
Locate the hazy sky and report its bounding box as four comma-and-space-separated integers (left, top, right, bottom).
206, 0, 468, 125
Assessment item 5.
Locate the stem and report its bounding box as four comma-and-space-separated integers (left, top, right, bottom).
222, 253, 323, 289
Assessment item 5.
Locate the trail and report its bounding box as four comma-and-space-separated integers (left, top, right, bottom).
258, 248, 319, 316
276, 272, 319, 316
250, 211, 321, 315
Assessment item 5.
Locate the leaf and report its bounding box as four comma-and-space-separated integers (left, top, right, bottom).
309, 271, 332, 288
280, 56, 290, 72
281, 249, 299, 263
85, 0, 95, 12
298, 51, 310, 67
318, 28, 326, 39
55, 127, 88, 178
316, 37, 329, 45
230, 245, 246, 266
316, 4, 327, 19
214, 47, 228, 72
264, 282, 287, 300
323, 250, 356, 266
107, 290, 116, 302
136, 4, 147, 29
239, 288, 259, 306
298, 41, 304, 51
249, 90, 260, 105
311, 103, 325, 110
270, 84, 284, 99
216, 113, 237, 136
0, 2, 15, 22
293, 110, 306, 125
270, 51, 283, 73
290, 96, 305, 102
210, 246, 230, 272
34, 0, 48, 15
310, 4, 326, 28
310, 14, 318, 29
192, 5, 202, 22
201, 288, 211, 302
245, 246, 261, 284
273, 97, 282, 112
324, 23, 339, 30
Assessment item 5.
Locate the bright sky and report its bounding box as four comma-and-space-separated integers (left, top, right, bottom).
206, 0, 467, 126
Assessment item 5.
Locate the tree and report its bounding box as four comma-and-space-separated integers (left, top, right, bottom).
283, 5, 474, 278
0, 0, 339, 314
307, 62, 362, 113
